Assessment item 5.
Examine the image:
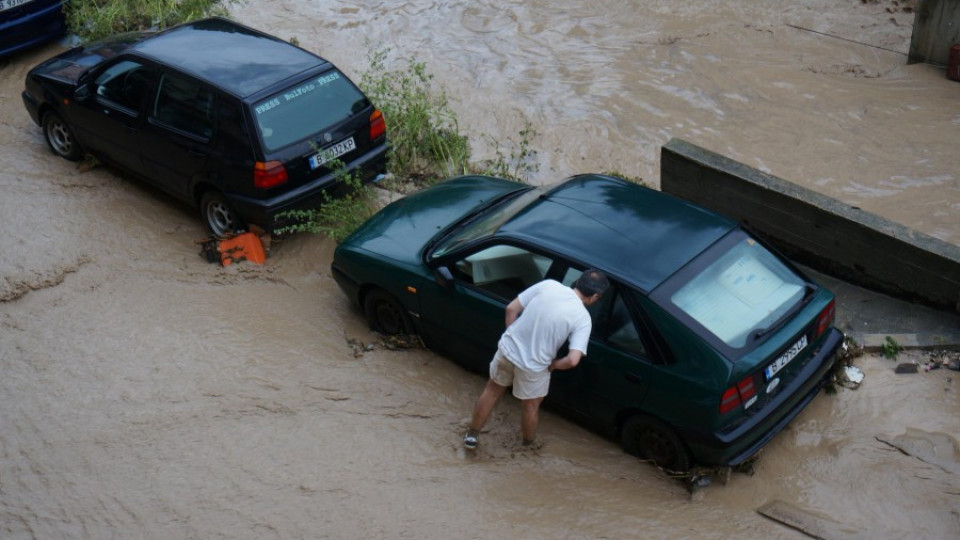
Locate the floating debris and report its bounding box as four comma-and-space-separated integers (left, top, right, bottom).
925, 349, 960, 372
197, 231, 268, 267
345, 333, 424, 357
840, 365, 865, 388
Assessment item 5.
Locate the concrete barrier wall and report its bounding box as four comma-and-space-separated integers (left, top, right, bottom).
909, 0, 960, 66
660, 138, 960, 314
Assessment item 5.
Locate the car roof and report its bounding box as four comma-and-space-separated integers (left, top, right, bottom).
129, 17, 327, 98
497, 174, 738, 292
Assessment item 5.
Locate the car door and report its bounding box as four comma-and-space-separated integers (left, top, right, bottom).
70, 58, 155, 174
548, 273, 655, 430
418, 242, 556, 373
138, 69, 215, 200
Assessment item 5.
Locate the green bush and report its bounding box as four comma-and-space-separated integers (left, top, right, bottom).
881, 336, 901, 359
65, 0, 232, 42
274, 161, 375, 243
360, 48, 471, 186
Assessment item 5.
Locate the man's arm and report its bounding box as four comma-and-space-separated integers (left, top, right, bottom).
549, 349, 584, 372
505, 297, 524, 327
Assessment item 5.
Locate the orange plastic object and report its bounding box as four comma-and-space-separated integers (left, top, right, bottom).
219, 232, 266, 266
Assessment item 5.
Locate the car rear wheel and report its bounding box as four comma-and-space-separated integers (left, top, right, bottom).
42, 111, 82, 161
621, 415, 692, 473
363, 289, 413, 335
201, 190, 243, 236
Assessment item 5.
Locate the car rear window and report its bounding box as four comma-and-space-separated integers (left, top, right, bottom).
252, 69, 369, 152
666, 233, 806, 349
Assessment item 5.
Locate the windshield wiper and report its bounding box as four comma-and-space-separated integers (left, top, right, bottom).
748, 283, 817, 342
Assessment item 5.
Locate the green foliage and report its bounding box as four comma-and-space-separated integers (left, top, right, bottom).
479, 122, 539, 182
359, 48, 471, 185
881, 335, 901, 359
274, 161, 376, 243
64, 0, 233, 42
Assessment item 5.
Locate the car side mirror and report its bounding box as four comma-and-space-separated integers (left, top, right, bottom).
74, 84, 91, 102
434, 266, 454, 289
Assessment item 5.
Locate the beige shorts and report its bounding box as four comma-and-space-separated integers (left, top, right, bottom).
489, 350, 550, 400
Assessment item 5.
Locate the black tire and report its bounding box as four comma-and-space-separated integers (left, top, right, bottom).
42, 111, 82, 161
621, 415, 692, 473
363, 289, 413, 335
200, 190, 243, 236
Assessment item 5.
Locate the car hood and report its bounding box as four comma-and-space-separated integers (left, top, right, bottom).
343, 175, 527, 264
30, 31, 152, 84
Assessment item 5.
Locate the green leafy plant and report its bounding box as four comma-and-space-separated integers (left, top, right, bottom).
65, 0, 234, 43
274, 160, 376, 243
359, 47, 471, 186
479, 121, 539, 182
881, 335, 901, 359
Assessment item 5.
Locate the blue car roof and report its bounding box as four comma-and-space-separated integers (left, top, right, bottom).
498, 175, 738, 292
129, 17, 327, 98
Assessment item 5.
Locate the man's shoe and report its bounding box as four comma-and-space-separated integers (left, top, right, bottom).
463, 430, 479, 450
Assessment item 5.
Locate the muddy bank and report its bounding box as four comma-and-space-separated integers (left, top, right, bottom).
2, 0, 959, 538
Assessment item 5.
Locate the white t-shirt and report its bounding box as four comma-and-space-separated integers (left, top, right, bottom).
497, 280, 592, 373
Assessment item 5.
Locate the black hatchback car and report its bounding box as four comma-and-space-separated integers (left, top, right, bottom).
21, 17, 388, 234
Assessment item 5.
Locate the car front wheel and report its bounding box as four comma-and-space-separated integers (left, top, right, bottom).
42, 111, 82, 161
200, 190, 242, 236
363, 289, 413, 335
621, 415, 692, 473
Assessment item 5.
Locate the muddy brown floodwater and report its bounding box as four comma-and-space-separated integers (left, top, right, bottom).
2, 0, 959, 538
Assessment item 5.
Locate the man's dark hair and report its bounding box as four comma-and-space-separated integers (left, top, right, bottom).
574, 269, 609, 297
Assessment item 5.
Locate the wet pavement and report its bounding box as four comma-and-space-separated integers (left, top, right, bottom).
814, 268, 960, 351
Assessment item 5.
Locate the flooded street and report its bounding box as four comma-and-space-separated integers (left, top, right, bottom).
2, 0, 959, 538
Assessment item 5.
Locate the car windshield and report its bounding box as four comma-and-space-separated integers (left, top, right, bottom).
252, 69, 368, 152
430, 186, 542, 259
666, 233, 808, 349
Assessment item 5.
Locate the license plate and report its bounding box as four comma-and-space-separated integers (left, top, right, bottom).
765, 334, 808, 380
1, 0, 34, 12
309, 137, 356, 169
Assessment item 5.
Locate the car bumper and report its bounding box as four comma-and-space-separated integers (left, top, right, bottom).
21, 90, 42, 125
226, 143, 388, 232
331, 262, 361, 310
683, 327, 845, 466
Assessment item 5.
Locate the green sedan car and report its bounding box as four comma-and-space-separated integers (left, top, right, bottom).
331, 174, 843, 471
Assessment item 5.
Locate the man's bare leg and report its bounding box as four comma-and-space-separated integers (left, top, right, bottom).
467, 379, 508, 441
520, 397, 544, 445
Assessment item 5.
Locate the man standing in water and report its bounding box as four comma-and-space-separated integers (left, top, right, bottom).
463, 269, 609, 449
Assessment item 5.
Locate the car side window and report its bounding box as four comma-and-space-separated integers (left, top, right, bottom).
450, 244, 552, 301
150, 72, 215, 140
562, 272, 649, 358
602, 292, 647, 356
94, 60, 153, 114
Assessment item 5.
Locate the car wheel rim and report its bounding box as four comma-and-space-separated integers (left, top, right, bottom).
47, 121, 72, 156
641, 431, 679, 469
374, 301, 404, 334
206, 200, 235, 235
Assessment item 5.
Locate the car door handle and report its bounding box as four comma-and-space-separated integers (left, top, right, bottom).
624, 373, 643, 385
189, 149, 207, 157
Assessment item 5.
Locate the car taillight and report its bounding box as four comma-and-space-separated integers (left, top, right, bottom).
254, 160, 288, 189
816, 299, 835, 338
719, 374, 758, 414
369, 109, 386, 140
